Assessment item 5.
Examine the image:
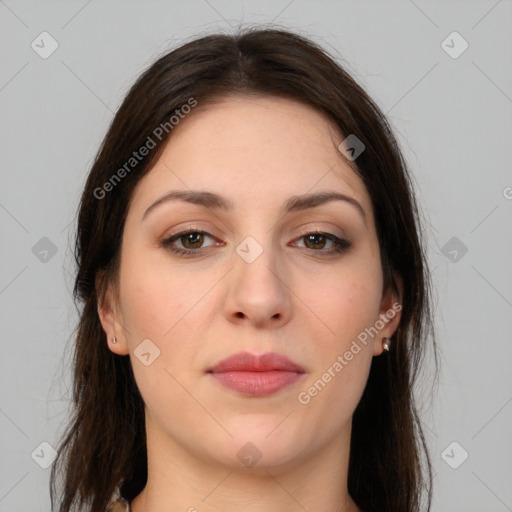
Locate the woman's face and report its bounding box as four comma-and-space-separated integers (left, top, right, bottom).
100, 94, 401, 471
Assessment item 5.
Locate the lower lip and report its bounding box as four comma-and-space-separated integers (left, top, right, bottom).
209, 370, 304, 396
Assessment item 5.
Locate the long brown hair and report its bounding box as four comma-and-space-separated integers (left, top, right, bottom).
51, 26, 438, 512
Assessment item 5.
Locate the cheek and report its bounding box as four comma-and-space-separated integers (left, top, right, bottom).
117, 255, 215, 386
118, 261, 189, 340
295, 255, 382, 414
308, 257, 383, 344
118, 262, 205, 419
297, 287, 377, 432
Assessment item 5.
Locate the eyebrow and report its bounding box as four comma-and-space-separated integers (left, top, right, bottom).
142, 189, 367, 224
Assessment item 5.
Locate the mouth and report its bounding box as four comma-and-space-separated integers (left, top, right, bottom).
206, 351, 306, 397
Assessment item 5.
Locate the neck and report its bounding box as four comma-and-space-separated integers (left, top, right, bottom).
130, 417, 362, 512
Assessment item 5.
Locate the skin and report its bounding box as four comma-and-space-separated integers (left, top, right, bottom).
98, 94, 402, 512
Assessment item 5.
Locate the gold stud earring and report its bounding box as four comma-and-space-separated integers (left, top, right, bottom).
382, 337, 390, 352
112, 336, 117, 344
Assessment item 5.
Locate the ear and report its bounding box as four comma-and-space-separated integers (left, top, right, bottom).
372, 273, 403, 356
96, 270, 129, 356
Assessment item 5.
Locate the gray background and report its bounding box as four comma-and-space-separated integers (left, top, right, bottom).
1, 1, 511, 511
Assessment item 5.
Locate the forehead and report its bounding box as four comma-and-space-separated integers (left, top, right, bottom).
129, 94, 372, 220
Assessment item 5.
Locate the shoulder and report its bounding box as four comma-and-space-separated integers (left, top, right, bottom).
105, 497, 131, 511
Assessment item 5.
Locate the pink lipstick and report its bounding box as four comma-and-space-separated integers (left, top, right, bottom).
207, 351, 306, 397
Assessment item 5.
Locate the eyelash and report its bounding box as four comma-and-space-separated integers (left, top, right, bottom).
159, 228, 352, 257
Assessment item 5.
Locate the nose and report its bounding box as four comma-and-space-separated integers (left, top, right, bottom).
224, 240, 292, 329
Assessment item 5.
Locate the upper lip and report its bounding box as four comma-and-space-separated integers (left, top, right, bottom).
207, 351, 305, 373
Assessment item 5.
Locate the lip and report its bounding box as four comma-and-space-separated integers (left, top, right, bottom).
207, 351, 306, 397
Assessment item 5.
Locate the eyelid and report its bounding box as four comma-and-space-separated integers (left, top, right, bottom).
161, 223, 347, 245
294, 223, 346, 239
160, 226, 220, 246
159, 223, 352, 258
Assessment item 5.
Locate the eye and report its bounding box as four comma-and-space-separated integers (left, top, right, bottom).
292, 230, 352, 254
159, 228, 352, 257
160, 229, 219, 256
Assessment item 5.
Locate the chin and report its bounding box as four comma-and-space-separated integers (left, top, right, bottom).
196, 428, 310, 472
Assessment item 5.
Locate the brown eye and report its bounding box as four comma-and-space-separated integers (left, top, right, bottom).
179, 232, 205, 249
294, 231, 352, 254
160, 229, 351, 258
160, 229, 217, 256
303, 233, 328, 250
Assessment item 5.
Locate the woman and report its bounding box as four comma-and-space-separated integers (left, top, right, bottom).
50, 27, 437, 512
